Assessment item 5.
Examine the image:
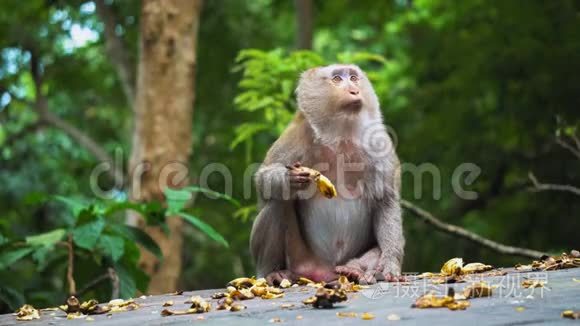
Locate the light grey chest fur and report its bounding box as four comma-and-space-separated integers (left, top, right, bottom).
299, 194, 373, 265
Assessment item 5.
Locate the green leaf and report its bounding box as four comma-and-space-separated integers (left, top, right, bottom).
0, 285, 25, 310
25, 228, 66, 267
113, 263, 136, 299
54, 196, 89, 217
31, 246, 52, 270
73, 218, 105, 250
113, 259, 149, 299
75, 205, 100, 226
229, 123, 269, 150
97, 235, 125, 262
139, 201, 166, 226
108, 224, 162, 259
0, 247, 34, 270
26, 229, 66, 247
164, 188, 192, 215
177, 212, 228, 247
23, 192, 47, 206
182, 186, 240, 207
104, 201, 147, 216
233, 204, 258, 222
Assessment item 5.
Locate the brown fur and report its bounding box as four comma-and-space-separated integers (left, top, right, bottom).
250, 64, 404, 285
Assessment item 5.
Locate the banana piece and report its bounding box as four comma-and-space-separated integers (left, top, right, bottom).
441, 257, 464, 276
289, 166, 337, 199
315, 173, 338, 199
461, 262, 493, 274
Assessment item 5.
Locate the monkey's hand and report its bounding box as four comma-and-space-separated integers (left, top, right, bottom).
285, 162, 312, 190
265, 270, 296, 286
335, 265, 366, 282
285, 162, 337, 198
379, 261, 407, 282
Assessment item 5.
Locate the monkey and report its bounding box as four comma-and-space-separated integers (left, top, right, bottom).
250, 64, 404, 285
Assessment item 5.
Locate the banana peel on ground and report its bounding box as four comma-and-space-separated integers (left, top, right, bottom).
412, 289, 470, 311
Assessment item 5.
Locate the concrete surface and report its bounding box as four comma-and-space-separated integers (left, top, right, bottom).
1, 268, 579, 325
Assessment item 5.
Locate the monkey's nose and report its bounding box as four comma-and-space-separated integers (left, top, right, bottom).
349, 89, 359, 96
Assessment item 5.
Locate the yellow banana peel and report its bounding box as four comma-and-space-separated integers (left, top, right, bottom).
300, 167, 337, 199
314, 173, 337, 199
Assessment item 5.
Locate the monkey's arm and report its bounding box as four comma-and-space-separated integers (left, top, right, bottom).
373, 158, 405, 276
251, 113, 315, 279
255, 163, 294, 200
254, 117, 313, 201
373, 199, 404, 275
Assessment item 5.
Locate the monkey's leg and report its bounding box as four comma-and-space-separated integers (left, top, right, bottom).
373, 199, 405, 281
285, 205, 337, 283
250, 201, 290, 280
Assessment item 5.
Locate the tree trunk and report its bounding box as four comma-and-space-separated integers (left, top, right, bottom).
129, 0, 203, 294
294, 0, 313, 49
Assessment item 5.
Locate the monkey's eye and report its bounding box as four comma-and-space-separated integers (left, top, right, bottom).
332, 75, 342, 83
350, 75, 359, 82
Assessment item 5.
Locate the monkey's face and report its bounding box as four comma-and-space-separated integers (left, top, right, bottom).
296, 64, 379, 122
326, 66, 364, 112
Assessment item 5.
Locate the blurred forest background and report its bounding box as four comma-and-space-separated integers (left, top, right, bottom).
1, 0, 579, 313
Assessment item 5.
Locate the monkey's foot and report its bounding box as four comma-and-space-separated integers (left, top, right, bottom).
383, 272, 407, 282
265, 270, 296, 286
335, 265, 367, 282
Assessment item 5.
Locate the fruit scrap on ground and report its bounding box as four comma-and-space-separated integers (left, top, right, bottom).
418, 258, 495, 282
562, 310, 580, 319
188, 276, 287, 315
516, 250, 580, 271
336, 312, 358, 318
360, 312, 375, 320
521, 279, 546, 288
216, 297, 246, 312
303, 288, 348, 309
58, 296, 119, 319
107, 298, 139, 313
462, 281, 493, 299
161, 296, 211, 316
441, 258, 464, 276
15, 304, 40, 321
462, 262, 494, 274
226, 276, 285, 299
337, 275, 365, 292
412, 289, 470, 311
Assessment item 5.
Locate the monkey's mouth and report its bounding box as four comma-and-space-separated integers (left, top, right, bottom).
342, 99, 363, 112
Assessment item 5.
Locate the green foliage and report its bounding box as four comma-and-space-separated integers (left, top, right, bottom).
0, 285, 24, 311
25, 229, 66, 248
0, 247, 34, 270
0, 185, 233, 307
1, 0, 579, 313
108, 224, 162, 259
231, 49, 323, 149
232, 49, 389, 156
97, 235, 125, 262
177, 212, 228, 248
231, 1, 580, 274
73, 217, 105, 250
